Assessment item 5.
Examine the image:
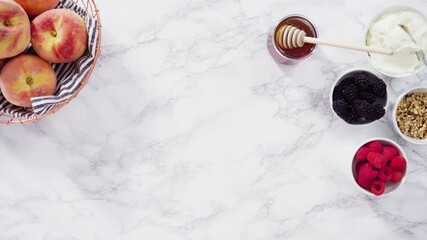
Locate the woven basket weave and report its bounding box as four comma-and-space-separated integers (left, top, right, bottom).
0, 0, 101, 124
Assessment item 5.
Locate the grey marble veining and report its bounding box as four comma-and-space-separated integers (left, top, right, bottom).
1, 0, 427, 239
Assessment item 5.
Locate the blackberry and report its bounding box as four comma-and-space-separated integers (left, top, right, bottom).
370, 77, 387, 98
353, 99, 374, 118
359, 91, 376, 103
333, 85, 345, 101
341, 84, 358, 102
344, 105, 360, 124
354, 73, 370, 90
367, 104, 386, 121
333, 100, 349, 118
339, 77, 354, 87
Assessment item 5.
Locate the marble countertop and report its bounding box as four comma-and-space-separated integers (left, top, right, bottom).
1, 0, 427, 239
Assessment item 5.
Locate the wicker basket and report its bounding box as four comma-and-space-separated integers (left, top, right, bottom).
0, 0, 101, 125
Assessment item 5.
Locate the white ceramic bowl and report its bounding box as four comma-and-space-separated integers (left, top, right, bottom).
330, 69, 389, 126
364, 6, 427, 78
392, 86, 427, 145
352, 137, 408, 197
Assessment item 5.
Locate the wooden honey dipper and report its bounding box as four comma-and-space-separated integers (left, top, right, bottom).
276, 25, 394, 55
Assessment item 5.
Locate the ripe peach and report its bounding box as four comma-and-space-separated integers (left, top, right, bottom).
0, 54, 57, 107
0, 0, 31, 58
31, 9, 88, 63
0, 58, 8, 71
13, 0, 60, 17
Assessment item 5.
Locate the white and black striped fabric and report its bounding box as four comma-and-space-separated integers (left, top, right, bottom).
0, 0, 99, 119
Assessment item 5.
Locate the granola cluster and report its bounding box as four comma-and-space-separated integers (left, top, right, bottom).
396, 92, 427, 140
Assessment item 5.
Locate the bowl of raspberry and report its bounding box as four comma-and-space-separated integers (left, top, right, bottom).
352, 138, 408, 197
330, 69, 388, 125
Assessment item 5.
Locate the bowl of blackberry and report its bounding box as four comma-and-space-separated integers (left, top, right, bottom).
330, 70, 388, 125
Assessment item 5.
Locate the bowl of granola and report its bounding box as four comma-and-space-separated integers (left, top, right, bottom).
393, 86, 427, 144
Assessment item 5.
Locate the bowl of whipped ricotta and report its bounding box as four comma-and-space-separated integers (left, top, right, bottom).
365, 6, 427, 78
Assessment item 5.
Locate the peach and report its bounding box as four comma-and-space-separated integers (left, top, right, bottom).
0, 0, 31, 58
0, 58, 8, 71
31, 9, 88, 63
0, 54, 57, 107
13, 0, 60, 17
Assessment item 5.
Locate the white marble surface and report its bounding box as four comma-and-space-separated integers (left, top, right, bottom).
1, 0, 427, 239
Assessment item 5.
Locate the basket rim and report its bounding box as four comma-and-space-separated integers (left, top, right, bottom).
0, 0, 102, 125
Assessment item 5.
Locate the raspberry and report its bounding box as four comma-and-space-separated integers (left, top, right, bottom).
389, 156, 407, 172
367, 152, 387, 169
355, 161, 367, 174
370, 180, 386, 196
358, 162, 378, 180
390, 171, 403, 182
382, 146, 398, 161
355, 147, 370, 161
357, 175, 372, 189
378, 166, 393, 181
367, 152, 376, 162
367, 141, 383, 153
